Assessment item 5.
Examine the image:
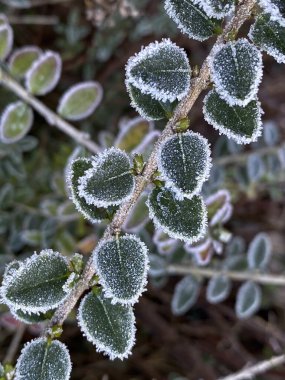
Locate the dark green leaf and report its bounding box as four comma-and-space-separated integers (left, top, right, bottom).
171, 275, 200, 315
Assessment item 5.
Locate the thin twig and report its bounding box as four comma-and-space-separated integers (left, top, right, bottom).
218, 354, 285, 380
7, 15, 59, 25
4, 324, 26, 364
0, 69, 101, 154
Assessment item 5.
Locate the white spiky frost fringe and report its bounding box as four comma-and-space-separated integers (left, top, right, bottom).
14, 337, 72, 380
114, 116, 153, 148
57, 81, 103, 121
193, 0, 235, 19
78, 147, 135, 208
77, 292, 136, 360
0, 250, 70, 315
157, 131, 212, 201
0, 23, 13, 60
92, 234, 149, 305
125, 38, 191, 103
0, 101, 34, 144
258, 0, 285, 27
209, 38, 264, 107
8, 46, 42, 77
203, 90, 264, 144
25, 50, 62, 96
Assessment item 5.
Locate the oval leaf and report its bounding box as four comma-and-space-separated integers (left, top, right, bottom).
235, 281, 261, 319
78, 148, 135, 208
15, 338, 71, 380
0, 101, 33, 144
25, 51, 62, 95
115, 117, 153, 152
8, 46, 41, 78
258, 0, 285, 26
203, 89, 263, 144
247, 232, 272, 271
57, 81, 103, 121
206, 275, 231, 304
147, 187, 207, 243
205, 189, 232, 226
0, 250, 70, 313
171, 275, 200, 316
210, 39, 263, 106
93, 235, 149, 304
0, 23, 13, 60
126, 39, 191, 102
158, 131, 212, 199
197, 0, 235, 19
78, 291, 135, 360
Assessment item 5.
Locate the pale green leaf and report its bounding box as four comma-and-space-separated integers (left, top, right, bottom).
9, 46, 41, 78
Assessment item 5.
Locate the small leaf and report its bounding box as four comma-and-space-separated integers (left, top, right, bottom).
0, 250, 70, 313
78, 291, 135, 360
263, 121, 279, 146
147, 187, 207, 243
149, 254, 167, 277
93, 234, 149, 305
247, 233, 272, 271
115, 117, 153, 152
197, 0, 235, 19
249, 13, 285, 64
235, 281, 261, 319
8, 46, 41, 78
25, 51, 62, 95
158, 131, 212, 199
126, 39, 191, 102
185, 238, 214, 266
0, 101, 33, 144
247, 153, 265, 182
171, 275, 200, 316
210, 39, 263, 106
206, 275, 231, 304
14, 338, 71, 380
123, 192, 149, 233
57, 81, 103, 121
258, 0, 285, 26
164, 0, 220, 41
67, 157, 109, 223
203, 90, 263, 144
0, 23, 13, 60
206, 189, 232, 226
153, 228, 179, 255
11, 309, 54, 324
78, 148, 135, 208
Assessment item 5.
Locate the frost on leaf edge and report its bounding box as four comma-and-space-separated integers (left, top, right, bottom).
0, 23, 13, 60
258, 0, 285, 27
194, 0, 235, 20
8, 46, 42, 77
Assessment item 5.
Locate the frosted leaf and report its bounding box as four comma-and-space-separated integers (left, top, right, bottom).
149, 254, 167, 277
115, 117, 153, 152
247, 233, 272, 271
247, 153, 265, 182
8, 46, 41, 78
171, 275, 200, 316
123, 192, 149, 233
249, 13, 285, 64
263, 121, 280, 146
158, 131, 212, 199
147, 187, 207, 244
164, 0, 220, 41
126, 39, 191, 102
78, 291, 135, 360
0, 23, 13, 60
126, 81, 169, 120
0, 250, 70, 313
196, 0, 235, 19
258, 0, 285, 26
67, 157, 109, 223
0, 101, 33, 144
11, 308, 53, 324
25, 51, 62, 96
93, 234, 149, 305
206, 275, 231, 304
57, 81, 103, 121
14, 338, 71, 380
185, 238, 214, 266
203, 90, 263, 144
235, 281, 261, 319
210, 39, 263, 106
153, 228, 179, 255
206, 189, 232, 226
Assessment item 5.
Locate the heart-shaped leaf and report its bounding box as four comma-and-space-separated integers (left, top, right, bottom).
235, 281, 261, 319
25, 51, 62, 96
0, 23, 13, 60
203, 89, 263, 144
147, 187, 207, 243
78, 148, 135, 208
57, 81, 103, 121
93, 234, 149, 304
8, 46, 41, 78
126, 39, 191, 102
158, 131, 212, 199
210, 39, 263, 106
247, 232, 272, 271
171, 275, 200, 316
0, 101, 33, 144
197, 0, 235, 19
206, 275, 231, 304
14, 338, 71, 380
78, 291, 135, 360
258, 0, 285, 26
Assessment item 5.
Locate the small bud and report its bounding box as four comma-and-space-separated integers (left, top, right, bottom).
132, 153, 145, 175
69, 253, 84, 274
174, 117, 190, 133
48, 325, 63, 339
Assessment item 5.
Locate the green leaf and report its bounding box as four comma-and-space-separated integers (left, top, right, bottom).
0, 23, 13, 60
0, 101, 33, 144
67, 157, 109, 223
249, 13, 285, 64
164, 0, 220, 41
203, 89, 263, 144
147, 187, 207, 243
210, 38, 263, 106
14, 338, 71, 380
198, 0, 235, 19
93, 234, 149, 304
247, 232, 272, 271
158, 131, 212, 199
78, 148, 135, 208
8, 46, 41, 78
25, 51, 62, 95
0, 250, 70, 313
123, 192, 149, 233
78, 292, 135, 360
206, 275, 231, 304
126, 39, 191, 102
171, 275, 200, 316
11, 309, 54, 324
57, 81, 103, 121
115, 117, 153, 152
258, 0, 285, 26
235, 281, 261, 319
205, 189, 232, 226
